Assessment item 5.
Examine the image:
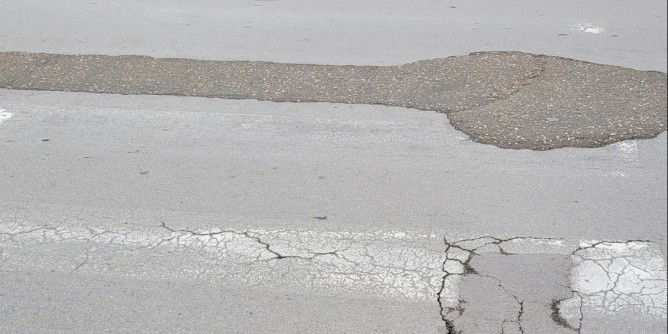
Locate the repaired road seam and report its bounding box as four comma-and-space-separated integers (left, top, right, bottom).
1, 51, 665, 150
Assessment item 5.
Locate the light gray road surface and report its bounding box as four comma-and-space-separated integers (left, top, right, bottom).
0, 0, 666, 333
0, 0, 666, 71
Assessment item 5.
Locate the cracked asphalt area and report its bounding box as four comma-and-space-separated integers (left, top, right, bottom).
439, 237, 667, 333
1, 206, 666, 333
0, 51, 665, 150
0, 87, 666, 333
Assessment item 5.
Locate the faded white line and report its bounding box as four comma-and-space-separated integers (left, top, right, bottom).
0, 107, 13, 125
0, 217, 446, 301
572, 23, 605, 34
440, 237, 667, 321
1, 211, 666, 319
603, 140, 641, 178
563, 241, 667, 320
615, 141, 640, 162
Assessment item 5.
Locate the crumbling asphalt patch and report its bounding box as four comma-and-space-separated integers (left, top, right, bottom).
0, 51, 665, 150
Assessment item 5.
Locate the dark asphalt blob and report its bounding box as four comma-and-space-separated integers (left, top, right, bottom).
0, 51, 540, 111
448, 56, 667, 150
0, 51, 665, 150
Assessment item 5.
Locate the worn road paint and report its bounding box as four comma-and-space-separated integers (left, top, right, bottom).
572, 23, 605, 34
0, 218, 447, 301
603, 140, 642, 178
2, 211, 666, 332
438, 237, 667, 332
564, 241, 667, 320
0, 107, 13, 125
615, 141, 640, 163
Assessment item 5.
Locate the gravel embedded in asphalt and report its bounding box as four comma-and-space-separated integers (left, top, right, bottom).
0, 51, 665, 150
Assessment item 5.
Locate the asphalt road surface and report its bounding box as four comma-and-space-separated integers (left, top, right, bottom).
1, 51, 665, 150
1, 1, 666, 333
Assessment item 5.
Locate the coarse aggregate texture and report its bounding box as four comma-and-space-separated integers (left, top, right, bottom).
0, 51, 665, 150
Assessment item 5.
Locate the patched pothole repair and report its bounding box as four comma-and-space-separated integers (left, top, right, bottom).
0, 51, 665, 150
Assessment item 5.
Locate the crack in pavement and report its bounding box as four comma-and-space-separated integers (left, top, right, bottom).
438, 236, 526, 333
0, 208, 447, 301
501, 298, 525, 334
477, 274, 525, 334
551, 298, 583, 333
437, 236, 531, 332
553, 240, 668, 332
437, 236, 666, 334
0, 51, 665, 150
1, 207, 666, 333
160, 222, 350, 262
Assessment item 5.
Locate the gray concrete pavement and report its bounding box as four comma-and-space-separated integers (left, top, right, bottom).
0, 270, 443, 334
1, 89, 665, 333
0, 0, 666, 333
0, 0, 666, 71
0, 90, 665, 243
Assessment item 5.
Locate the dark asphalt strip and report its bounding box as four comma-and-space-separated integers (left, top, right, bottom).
0, 51, 665, 150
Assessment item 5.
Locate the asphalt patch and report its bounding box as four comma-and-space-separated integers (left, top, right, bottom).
0, 51, 665, 150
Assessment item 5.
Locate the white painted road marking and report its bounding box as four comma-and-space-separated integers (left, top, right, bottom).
615, 141, 640, 163
0, 107, 13, 125
0, 214, 446, 301
604, 140, 642, 178
438, 236, 667, 325
572, 23, 605, 34
567, 241, 667, 319
1, 210, 665, 322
